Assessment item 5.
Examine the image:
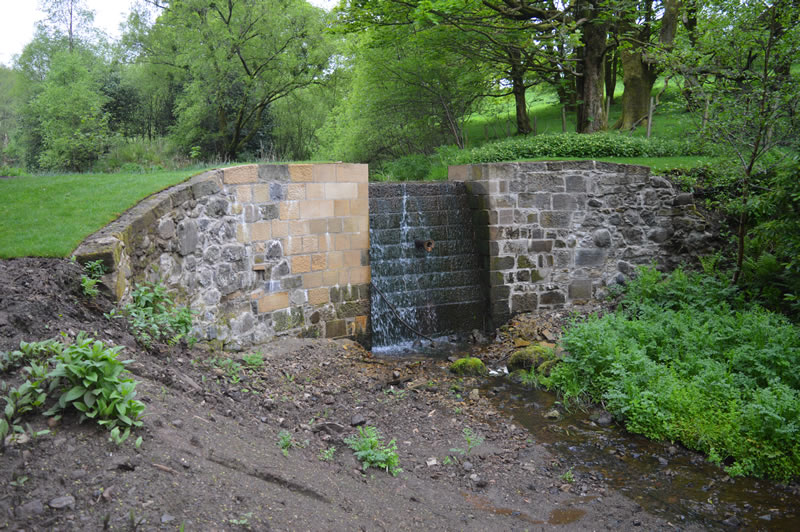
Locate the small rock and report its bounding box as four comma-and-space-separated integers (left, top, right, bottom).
657, 457, 669, 466
324, 395, 335, 405
633, 519, 642, 526
544, 409, 561, 420
722, 516, 742, 528
426, 457, 438, 467
69, 469, 87, 480
172, 420, 183, 428
469, 389, 480, 401
560, 484, 571, 492
161, 514, 175, 523
22, 450, 32, 462
393, 370, 401, 379
595, 413, 612, 426
758, 514, 772, 521
462, 461, 473, 472
350, 414, 366, 427
16, 499, 44, 518
469, 474, 479, 481
667, 446, 677, 456
47, 417, 61, 428
48, 495, 75, 509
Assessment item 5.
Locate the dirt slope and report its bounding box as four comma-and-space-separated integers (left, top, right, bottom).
0, 258, 689, 531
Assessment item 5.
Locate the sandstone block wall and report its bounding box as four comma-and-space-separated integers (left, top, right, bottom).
449, 161, 715, 326
75, 163, 370, 348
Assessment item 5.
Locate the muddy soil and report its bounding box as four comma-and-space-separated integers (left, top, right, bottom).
1, 258, 695, 531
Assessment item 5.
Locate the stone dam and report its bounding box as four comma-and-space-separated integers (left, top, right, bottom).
74, 161, 715, 351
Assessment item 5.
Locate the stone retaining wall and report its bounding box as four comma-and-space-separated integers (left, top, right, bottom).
74, 164, 370, 349
449, 161, 716, 326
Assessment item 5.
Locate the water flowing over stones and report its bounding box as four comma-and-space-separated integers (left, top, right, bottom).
368, 182, 487, 353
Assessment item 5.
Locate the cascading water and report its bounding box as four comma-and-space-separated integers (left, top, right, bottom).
369, 182, 487, 354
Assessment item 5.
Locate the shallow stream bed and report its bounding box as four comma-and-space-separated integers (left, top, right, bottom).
485, 378, 800, 530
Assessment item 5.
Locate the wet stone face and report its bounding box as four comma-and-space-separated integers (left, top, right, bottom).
369, 182, 488, 352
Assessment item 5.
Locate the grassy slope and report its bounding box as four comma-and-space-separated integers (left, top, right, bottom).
0, 169, 208, 258
454, 83, 705, 174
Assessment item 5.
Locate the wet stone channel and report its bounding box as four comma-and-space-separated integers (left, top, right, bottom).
484, 378, 800, 530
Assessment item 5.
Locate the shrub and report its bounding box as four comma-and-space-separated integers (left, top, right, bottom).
377, 154, 432, 181
548, 266, 800, 481
441, 132, 712, 166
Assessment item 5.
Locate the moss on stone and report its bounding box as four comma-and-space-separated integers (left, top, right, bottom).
449, 357, 487, 376
507, 344, 555, 372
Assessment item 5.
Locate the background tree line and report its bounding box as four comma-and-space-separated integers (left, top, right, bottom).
0, 0, 797, 309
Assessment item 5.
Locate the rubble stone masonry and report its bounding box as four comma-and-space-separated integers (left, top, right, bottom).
75, 164, 370, 349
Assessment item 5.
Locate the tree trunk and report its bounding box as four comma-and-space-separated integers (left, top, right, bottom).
575, 11, 608, 133
616, 48, 657, 130
604, 49, 617, 105
509, 49, 532, 135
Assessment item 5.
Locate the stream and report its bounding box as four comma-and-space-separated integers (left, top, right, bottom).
485, 378, 800, 530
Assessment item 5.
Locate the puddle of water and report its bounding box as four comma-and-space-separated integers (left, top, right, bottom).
461, 492, 543, 525
548, 507, 587, 525
486, 378, 800, 530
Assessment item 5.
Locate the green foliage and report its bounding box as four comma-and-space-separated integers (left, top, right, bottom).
27, 50, 110, 171
318, 446, 337, 461
375, 154, 431, 182
276, 430, 306, 457
450, 427, 484, 456
445, 133, 711, 166
0, 166, 29, 177
146, 0, 332, 160
241, 353, 264, 369
45, 333, 144, 443
80, 259, 105, 298
550, 266, 800, 481
316, 24, 488, 164
449, 357, 487, 376
344, 425, 402, 476
1, 334, 144, 446
123, 282, 195, 348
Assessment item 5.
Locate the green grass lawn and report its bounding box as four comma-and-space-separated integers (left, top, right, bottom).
0, 169, 209, 258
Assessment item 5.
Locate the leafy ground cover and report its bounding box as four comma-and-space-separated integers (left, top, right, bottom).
0, 168, 208, 258
534, 267, 800, 482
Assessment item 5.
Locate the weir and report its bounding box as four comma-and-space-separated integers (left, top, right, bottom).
368, 182, 487, 353
75, 161, 714, 350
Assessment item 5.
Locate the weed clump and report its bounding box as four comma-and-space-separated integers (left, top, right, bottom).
0, 333, 145, 446
344, 425, 402, 476
123, 282, 195, 348
449, 357, 487, 376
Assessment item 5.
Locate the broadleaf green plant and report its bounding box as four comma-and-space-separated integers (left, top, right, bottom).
344, 425, 402, 476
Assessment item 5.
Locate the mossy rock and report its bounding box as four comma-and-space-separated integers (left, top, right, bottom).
508, 344, 555, 372
449, 357, 487, 376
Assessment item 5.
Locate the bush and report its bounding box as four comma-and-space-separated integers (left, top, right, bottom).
547, 267, 800, 481
442, 132, 712, 166
376, 154, 432, 181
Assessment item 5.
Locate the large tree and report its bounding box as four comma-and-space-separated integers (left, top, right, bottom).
143, 0, 332, 160
612, 0, 679, 131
